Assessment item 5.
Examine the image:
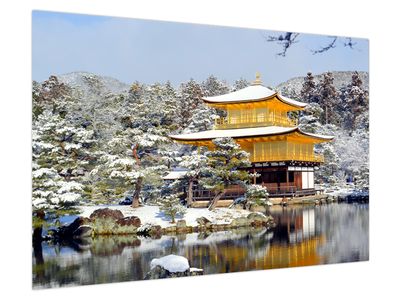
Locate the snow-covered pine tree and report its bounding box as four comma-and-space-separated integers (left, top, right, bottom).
202, 75, 229, 97
185, 103, 218, 133
32, 108, 96, 228
177, 79, 204, 127
315, 142, 341, 185
317, 72, 338, 125
200, 137, 251, 210
233, 78, 250, 91
244, 184, 270, 210
32, 75, 71, 120
179, 152, 208, 207
298, 102, 324, 133
157, 194, 186, 223
300, 72, 319, 103
161, 81, 179, 129
95, 85, 171, 208
343, 71, 369, 131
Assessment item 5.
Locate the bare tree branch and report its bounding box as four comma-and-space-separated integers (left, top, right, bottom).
311, 36, 337, 54
265, 32, 300, 57
265, 32, 358, 56
344, 37, 356, 49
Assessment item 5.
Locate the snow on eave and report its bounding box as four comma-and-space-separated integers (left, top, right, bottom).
297, 128, 334, 141
202, 84, 307, 109
276, 94, 307, 108
169, 126, 297, 141
169, 126, 334, 142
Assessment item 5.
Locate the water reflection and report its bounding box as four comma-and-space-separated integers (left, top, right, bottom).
33, 203, 369, 289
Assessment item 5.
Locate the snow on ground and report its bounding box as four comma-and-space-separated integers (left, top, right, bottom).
323, 186, 356, 197
150, 254, 189, 272
79, 205, 252, 228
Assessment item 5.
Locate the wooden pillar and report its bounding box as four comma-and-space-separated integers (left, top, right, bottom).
286, 167, 289, 184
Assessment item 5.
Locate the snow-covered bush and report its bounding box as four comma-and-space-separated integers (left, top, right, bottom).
157, 194, 186, 223
244, 185, 270, 209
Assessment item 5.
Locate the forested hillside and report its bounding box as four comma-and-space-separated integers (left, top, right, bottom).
32, 71, 369, 213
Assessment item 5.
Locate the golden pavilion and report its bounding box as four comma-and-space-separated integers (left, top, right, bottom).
170, 73, 333, 198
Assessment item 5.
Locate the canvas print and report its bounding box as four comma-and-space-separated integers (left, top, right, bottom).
32, 11, 369, 289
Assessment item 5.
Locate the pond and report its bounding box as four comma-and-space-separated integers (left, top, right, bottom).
32, 203, 369, 289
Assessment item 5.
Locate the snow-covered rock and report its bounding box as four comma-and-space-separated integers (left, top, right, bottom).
145, 254, 203, 279
150, 254, 189, 273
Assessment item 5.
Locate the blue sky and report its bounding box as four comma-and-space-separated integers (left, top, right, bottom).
32, 10, 369, 87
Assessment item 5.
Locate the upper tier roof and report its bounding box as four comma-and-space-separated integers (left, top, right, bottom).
202, 74, 307, 108
170, 126, 334, 143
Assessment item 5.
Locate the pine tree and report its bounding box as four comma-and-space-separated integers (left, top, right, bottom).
161, 81, 179, 129
202, 75, 229, 97
233, 78, 250, 91
343, 72, 369, 131
298, 102, 324, 133
95, 86, 171, 208
200, 138, 251, 210
317, 72, 338, 124
157, 194, 186, 223
178, 79, 204, 127
32, 109, 96, 224
300, 72, 318, 103
185, 104, 218, 133
179, 152, 208, 207
244, 185, 270, 209
32, 75, 72, 120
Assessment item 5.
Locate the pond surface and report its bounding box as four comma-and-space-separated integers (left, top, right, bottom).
32, 203, 369, 289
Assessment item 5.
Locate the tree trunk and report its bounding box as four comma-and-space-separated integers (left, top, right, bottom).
208, 190, 225, 211
187, 178, 194, 207
325, 105, 329, 124
32, 210, 45, 269
131, 143, 142, 208
132, 177, 142, 208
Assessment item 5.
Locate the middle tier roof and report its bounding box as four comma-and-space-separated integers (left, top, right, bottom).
170, 126, 334, 143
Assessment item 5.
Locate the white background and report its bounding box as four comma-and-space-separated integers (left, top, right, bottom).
0, 0, 399, 299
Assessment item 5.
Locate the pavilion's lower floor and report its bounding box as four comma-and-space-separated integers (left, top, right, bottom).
191, 162, 321, 200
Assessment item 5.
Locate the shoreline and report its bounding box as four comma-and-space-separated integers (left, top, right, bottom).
47, 206, 275, 240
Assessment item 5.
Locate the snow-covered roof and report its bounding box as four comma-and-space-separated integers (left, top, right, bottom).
162, 170, 187, 180
276, 94, 308, 108
202, 84, 307, 108
170, 126, 334, 142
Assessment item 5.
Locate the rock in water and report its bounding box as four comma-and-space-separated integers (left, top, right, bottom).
72, 225, 93, 238
144, 254, 203, 279
58, 217, 91, 237
89, 208, 124, 220
196, 216, 211, 226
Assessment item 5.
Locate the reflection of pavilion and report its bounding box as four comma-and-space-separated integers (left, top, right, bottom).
180, 207, 325, 272
266, 207, 325, 268
271, 207, 317, 244
190, 207, 326, 272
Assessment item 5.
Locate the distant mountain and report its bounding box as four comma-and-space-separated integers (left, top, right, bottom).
53, 70, 368, 100
58, 72, 130, 97
276, 71, 369, 96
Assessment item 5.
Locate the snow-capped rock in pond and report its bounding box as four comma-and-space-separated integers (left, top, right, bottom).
145, 254, 203, 279
150, 254, 190, 273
